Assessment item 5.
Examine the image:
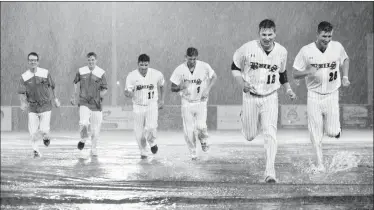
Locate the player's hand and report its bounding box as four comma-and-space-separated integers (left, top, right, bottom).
70, 95, 76, 106
124, 89, 134, 98
201, 89, 210, 101
243, 82, 257, 94
54, 98, 61, 108
179, 80, 189, 91
286, 89, 297, 100
20, 102, 28, 111
342, 76, 350, 87
158, 99, 164, 109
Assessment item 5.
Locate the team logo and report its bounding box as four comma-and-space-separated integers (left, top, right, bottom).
136, 85, 142, 90
270, 65, 278, 72
330, 61, 336, 70
196, 79, 202, 85
149, 84, 154, 90
250, 62, 259, 70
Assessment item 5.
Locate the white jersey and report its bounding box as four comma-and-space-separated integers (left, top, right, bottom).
233, 40, 287, 96
170, 60, 215, 103
125, 68, 165, 106
293, 41, 348, 94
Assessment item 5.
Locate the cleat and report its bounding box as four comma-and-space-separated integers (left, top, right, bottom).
265, 176, 276, 183
201, 142, 209, 152
191, 154, 198, 161
140, 155, 148, 159
43, 138, 50, 147
34, 150, 41, 158
151, 145, 158, 154
77, 141, 85, 150
335, 132, 340, 139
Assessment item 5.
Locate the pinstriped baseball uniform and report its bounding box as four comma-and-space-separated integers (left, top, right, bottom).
18, 67, 56, 152
125, 68, 165, 156
293, 41, 348, 144
73, 66, 108, 150
170, 60, 215, 158
233, 40, 287, 178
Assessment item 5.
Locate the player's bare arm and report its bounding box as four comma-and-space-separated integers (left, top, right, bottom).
19, 94, 28, 111
201, 72, 217, 100
158, 85, 165, 109
341, 58, 350, 86
293, 66, 318, 80
70, 82, 80, 105
171, 82, 186, 92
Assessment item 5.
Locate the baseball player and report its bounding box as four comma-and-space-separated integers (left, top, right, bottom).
70, 52, 108, 156
124, 54, 165, 159
293, 21, 350, 173
170, 47, 217, 160
18, 52, 61, 158
231, 19, 296, 183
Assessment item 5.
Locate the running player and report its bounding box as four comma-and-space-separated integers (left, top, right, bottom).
231, 19, 296, 183
293, 21, 350, 173
170, 47, 217, 160
124, 54, 165, 159
70, 52, 108, 156
18, 52, 61, 158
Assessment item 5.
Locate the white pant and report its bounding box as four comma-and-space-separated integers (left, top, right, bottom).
79, 105, 103, 150
241, 92, 278, 178
308, 90, 341, 145
181, 100, 209, 157
133, 102, 158, 156
28, 111, 51, 152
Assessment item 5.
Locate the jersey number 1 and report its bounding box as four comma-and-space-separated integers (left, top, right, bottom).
197, 86, 200, 93
148, 91, 154, 99
267, 74, 276, 84
329, 71, 338, 82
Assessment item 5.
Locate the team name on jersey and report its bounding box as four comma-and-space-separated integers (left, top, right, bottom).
249, 62, 278, 72
183, 79, 202, 85
136, 84, 154, 90
310, 61, 337, 70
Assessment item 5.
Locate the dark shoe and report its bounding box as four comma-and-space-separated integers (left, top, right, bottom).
34, 150, 41, 158
141, 155, 148, 159
201, 142, 209, 152
335, 132, 340, 139
43, 138, 50, 147
151, 145, 158, 154
265, 176, 276, 183
77, 141, 85, 150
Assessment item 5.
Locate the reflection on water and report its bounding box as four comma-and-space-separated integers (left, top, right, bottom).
1, 135, 373, 209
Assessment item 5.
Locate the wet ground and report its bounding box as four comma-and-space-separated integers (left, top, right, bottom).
1, 129, 373, 210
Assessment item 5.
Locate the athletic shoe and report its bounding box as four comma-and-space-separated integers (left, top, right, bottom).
151, 145, 158, 154
265, 176, 277, 183
43, 138, 50, 147
201, 142, 209, 152
34, 150, 42, 158
77, 141, 85, 150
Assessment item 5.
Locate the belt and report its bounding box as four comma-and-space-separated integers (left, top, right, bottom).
247, 90, 276, 97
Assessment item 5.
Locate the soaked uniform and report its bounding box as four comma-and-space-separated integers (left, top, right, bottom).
232, 40, 288, 179
73, 65, 108, 150
125, 68, 165, 156
18, 67, 56, 152
170, 60, 215, 158
293, 41, 348, 145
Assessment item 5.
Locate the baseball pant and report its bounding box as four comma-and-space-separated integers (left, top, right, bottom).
181, 100, 208, 157
79, 105, 102, 150
241, 92, 278, 178
133, 102, 158, 156
28, 111, 51, 152
307, 90, 340, 165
